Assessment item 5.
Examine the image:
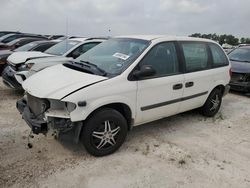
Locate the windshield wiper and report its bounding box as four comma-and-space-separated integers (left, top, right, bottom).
240, 60, 250, 63
63, 61, 94, 74
230, 59, 250, 63
80, 60, 107, 76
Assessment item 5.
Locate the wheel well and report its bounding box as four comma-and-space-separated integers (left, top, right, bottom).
213, 85, 225, 95
87, 103, 133, 130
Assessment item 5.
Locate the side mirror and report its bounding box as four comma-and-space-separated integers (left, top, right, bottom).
71, 51, 81, 59
14, 43, 21, 49
133, 65, 156, 79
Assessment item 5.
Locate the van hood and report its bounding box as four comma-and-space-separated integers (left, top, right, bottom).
22, 64, 107, 100
7, 51, 55, 65
231, 60, 250, 73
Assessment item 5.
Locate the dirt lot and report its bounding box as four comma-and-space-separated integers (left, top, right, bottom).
1, 78, 250, 188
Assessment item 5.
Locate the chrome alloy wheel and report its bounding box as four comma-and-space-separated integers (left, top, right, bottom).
210, 94, 220, 111
92, 120, 121, 149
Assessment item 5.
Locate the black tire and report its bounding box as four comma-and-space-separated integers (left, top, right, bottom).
201, 89, 222, 117
81, 108, 128, 157
0, 63, 7, 76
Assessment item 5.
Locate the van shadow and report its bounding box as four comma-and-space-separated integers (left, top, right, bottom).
0, 85, 24, 99
229, 90, 250, 98
57, 109, 201, 156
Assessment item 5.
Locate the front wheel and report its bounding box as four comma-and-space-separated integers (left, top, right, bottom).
200, 89, 222, 117
81, 108, 128, 156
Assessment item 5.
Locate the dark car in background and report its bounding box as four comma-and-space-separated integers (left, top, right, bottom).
229, 45, 250, 92
0, 37, 45, 50
0, 33, 47, 44
0, 31, 20, 37
0, 40, 58, 75
47, 35, 65, 40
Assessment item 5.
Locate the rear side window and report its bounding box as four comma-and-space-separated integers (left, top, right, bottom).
181, 42, 208, 72
209, 43, 228, 66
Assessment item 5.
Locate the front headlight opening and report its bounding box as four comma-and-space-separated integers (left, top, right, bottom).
65, 102, 76, 113
20, 64, 27, 70
27, 63, 34, 69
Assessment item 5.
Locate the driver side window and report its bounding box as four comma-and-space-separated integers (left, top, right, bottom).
139, 42, 179, 78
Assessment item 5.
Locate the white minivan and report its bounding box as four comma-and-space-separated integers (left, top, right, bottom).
17, 36, 231, 156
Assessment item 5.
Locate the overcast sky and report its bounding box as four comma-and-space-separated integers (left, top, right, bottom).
0, 0, 249, 37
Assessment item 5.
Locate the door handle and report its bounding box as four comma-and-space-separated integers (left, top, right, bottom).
185, 82, 194, 88
173, 83, 183, 90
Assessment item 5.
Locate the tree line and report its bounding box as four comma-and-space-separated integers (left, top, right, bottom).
189, 33, 250, 46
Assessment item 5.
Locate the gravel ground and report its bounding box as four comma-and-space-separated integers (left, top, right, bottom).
1, 78, 250, 188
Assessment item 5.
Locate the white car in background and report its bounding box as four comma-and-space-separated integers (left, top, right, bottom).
15, 38, 106, 84
2, 37, 106, 89
17, 35, 230, 157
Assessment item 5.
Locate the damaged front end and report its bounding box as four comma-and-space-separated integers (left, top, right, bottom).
16, 93, 82, 143
230, 72, 250, 92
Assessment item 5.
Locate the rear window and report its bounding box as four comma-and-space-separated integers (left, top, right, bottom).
181, 42, 208, 72
228, 47, 250, 63
209, 43, 228, 66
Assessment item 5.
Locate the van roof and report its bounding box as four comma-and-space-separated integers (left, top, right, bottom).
116, 35, 216, 43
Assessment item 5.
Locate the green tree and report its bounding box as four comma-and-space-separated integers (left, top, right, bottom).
189, 33, 202, 38
245, 38, 250, 44
225, 35, 239, 46
189, 33, 243, 45
241, 38, 246, 44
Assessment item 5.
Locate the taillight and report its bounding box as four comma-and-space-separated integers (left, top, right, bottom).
229, 68, 232, 77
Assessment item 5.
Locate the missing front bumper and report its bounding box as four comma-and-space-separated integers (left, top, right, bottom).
17, 98, 83, 143
16, 99, 48, 134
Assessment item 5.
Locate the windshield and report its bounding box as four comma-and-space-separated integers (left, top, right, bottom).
0, 33, 9, 37
75, 38, 150, 75
45, 39, 80, 56
0, 34, 14, 42
14, 42, 37, 52
6, 39, 20, 46
228, 48, 250, 62
1, 35, 21, 43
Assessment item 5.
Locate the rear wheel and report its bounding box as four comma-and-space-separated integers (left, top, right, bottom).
81, 108, 128, 156
201, 89, 222, 117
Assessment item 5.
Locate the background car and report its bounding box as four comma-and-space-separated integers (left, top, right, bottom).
0, 40, 58, 76
228, 45, 250, 92
0, 33, 47, 44
0, 31, 20, 37
0, 37, 46, 50
15, 38, 106, 84
2, 38, 107, 89
47, 35, 66, 40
